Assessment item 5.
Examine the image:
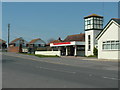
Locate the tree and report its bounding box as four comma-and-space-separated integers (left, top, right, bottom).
93, 47, 98, 56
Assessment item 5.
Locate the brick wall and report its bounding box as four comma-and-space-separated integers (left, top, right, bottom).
8, 46, 22, 53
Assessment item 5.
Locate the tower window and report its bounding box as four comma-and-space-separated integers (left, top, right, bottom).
85, 17, 103, 30
88, 35, 91, 51
87, 20, 91, 25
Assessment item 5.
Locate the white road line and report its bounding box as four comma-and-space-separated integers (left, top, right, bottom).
3, 54, 119, 80
37, 66, 76, 74
103, 76, 120, 81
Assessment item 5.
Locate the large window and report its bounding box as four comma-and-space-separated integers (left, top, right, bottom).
88, 35, 91, 51
77, 46, 85, 51
93, 17, 103, 29
85, 17, 103, 30
85, 18, 93, 30
102, 40, 120, 50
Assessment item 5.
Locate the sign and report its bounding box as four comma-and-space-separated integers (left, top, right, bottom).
53, 42, 71, 45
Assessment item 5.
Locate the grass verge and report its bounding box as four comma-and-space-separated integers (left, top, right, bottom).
35, 54, 59, 57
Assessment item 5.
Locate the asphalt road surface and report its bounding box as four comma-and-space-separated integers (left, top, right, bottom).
2, 54, 119, 88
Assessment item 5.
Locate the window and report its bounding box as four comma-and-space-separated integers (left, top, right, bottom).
100, 21, 102, 24
85, 17, 103, 30
100, 25, 103, 29
85, 21, 87, 25
87, 20, 91, 25
102, 40, 120, 50
93, 19, 97, 24
97, 25, 100, 29
38, 44, 41, 47
85, 18, 93, 29
41, 44, 45, 47
91, 19, 93, 24
94, 25, 97, 28
93, 17, 103, 29
106, 41, 111, 49
119, 42, 120, 49
91, 25, 93, 28
88, 35, 91, 51
85, 26, 87, 29
100, 18, 103, 20
77, 46, 85, 51
111, 41, 116, 49
33, 44, 35, 47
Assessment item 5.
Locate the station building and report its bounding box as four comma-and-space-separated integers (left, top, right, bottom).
50, 33, 85, 56
50, 14, 103, 57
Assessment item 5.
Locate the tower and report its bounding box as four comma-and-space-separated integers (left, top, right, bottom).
84, 14, 103, 56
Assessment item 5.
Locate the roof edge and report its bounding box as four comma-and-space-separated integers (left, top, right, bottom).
96, 19, 119, 40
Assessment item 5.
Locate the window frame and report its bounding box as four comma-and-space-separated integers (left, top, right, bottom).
85, 17, 103, 30
102, 40, 120, 50
88, 35, 91, 51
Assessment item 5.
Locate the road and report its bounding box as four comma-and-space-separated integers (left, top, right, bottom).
2, 53, 119, 88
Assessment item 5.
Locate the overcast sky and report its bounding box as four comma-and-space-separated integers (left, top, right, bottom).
2, 2, 118, 43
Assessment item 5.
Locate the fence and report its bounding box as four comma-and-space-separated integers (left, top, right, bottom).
35, 51, 61, 56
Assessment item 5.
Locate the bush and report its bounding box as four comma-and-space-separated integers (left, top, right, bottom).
93, 47, 98, 56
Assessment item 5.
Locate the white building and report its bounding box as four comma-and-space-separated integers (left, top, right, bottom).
50, 33, 85, 56
96, 18, 120, 60
84, 14, 103, 56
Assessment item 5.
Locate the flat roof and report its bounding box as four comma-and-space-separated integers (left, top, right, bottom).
50, 41, 85, 47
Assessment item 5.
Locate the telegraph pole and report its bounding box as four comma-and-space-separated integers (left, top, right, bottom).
8, 24, 10, 47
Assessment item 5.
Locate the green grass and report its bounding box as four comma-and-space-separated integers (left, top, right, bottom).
19, 53, 59, 58
35, 54, 59, 58
19, 53, 35, 56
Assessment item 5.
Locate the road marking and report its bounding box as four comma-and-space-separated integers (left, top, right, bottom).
102, 76, 120, 81
3, 54, 119, 79
37, 66, 76, 74
3, 54, 120, 82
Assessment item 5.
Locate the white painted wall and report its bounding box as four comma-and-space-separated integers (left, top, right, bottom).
98, 22, 120, 60
85, 30, 101, 56
22, 48, 28, 52
35, 51, 61, 56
